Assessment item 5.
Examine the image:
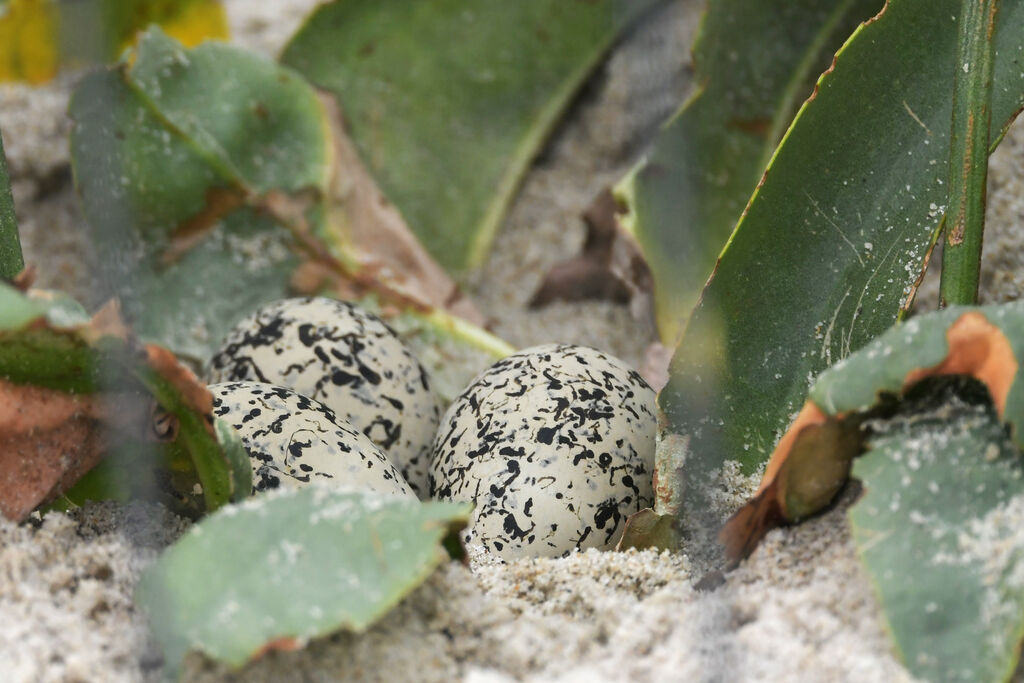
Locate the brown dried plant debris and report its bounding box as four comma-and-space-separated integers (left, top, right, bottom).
530, 189, 654, 324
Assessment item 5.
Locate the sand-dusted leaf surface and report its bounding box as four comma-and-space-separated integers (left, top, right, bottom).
851, 400, 1024, 682
281, 0, 659, 273
616, 0, 881, 343
0, 0, 227, 84
661, 0, 1024, 540
70, 28, 315, 361
70, 28, 510, 381
716, 302, 1024, 676
721, 302, 1024, 563
136, 487, 471, 679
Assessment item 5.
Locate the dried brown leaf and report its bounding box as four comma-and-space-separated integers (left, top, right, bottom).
11, 265, 36, 291
615, 508, 679, 552
530, 189, 654, 328
0, 377, 176, 521
0, 414, 104, 521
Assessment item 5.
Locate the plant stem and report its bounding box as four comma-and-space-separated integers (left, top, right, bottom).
0, 128, 25, 280
939, 0, 999, 307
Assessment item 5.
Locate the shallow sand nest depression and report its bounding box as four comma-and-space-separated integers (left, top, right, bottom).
3, 1, 1024, 681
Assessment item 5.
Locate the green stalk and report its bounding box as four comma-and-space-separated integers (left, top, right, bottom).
0, 129, 25, 280
939, 0, 999, 307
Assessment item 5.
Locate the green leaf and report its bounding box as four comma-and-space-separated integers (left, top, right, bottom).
71, 28, 511, 371
0, 284, 119, 392
281, 0, 659, 273
717, 303, 1024, 673
136, 487, 471, 679
809, 303, 1024, 426
616, 0, 881, 343
0, 129, 23, 279
55, 417, 250, 515
850, 399, 1024, 682
661, 0, 1024, 535
70, 29, 316, 362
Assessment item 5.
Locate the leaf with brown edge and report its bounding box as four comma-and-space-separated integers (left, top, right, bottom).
143, 344, 213, 434
136, 489, 472, 680
0, 282, 249, 519
720, 301, 1024, 565
71, 28, 504, 373
281, 0, 662, 274
661, 0, 1024, 568
317, 96, 483, 326
615, 0, 884, 344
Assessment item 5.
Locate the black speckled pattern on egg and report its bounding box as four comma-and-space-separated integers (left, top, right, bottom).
210, 381, 415, 499
205, 297, 440, 498
429, 344, 656, 559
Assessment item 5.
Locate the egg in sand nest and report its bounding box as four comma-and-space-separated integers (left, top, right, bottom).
210, 381, 415, 499
206, 297, 440, 497
430, 344, 656, 559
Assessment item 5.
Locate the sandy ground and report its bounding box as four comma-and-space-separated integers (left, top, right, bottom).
2, 0, 1024, 681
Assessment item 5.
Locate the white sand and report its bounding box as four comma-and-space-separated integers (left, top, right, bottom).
2, 1, 1023, 681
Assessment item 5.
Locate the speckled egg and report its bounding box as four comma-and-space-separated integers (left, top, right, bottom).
210, 381, 415, 499
205, 297, 440, 498
429, 344, 656, 559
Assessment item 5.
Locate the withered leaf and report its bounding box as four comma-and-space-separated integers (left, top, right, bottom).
531, 190, 653, 326
615, 508, 679, 552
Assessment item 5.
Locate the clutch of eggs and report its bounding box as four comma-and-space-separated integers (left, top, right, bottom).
210, 381, 415, 499
206, 297, 440, 498
430, 344, 656, 559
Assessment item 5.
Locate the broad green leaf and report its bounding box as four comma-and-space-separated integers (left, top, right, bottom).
71, 28, 511, 374
0, 127, 23, 278
616, 0, 881, 343
850, 401, 1024, 682
281, 0, 659, 273
0, 283, 250, 516
70, 29, 317, 363
0, 0, 227, 84
661, 0, 1024, 535
718, 303, 1024, 674
136, 487, 471, 680
0, 284, 48, 327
